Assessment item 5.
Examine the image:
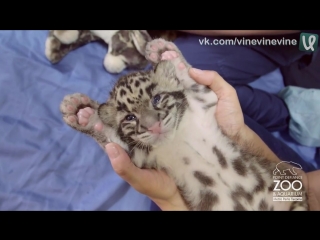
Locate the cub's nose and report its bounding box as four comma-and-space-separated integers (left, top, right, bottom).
148, 121, 162, 134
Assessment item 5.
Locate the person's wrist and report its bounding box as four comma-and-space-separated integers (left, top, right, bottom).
156, 201, 189, 211
228, 124, 282, 163
305, 171, 320, 210
225, 123, 248, 144
152, 193, 189, 211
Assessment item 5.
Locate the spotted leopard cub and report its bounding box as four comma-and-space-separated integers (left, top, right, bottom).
60, 38, 308, 211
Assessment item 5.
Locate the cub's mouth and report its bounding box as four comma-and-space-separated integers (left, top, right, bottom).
139, 116, 177, 146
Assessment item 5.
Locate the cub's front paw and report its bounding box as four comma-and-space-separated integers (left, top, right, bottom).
60, 93, 104, 133
146, 38, 191, 72
145, 38, 178, 63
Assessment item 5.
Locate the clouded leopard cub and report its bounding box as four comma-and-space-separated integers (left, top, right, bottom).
60, 38, 308, 211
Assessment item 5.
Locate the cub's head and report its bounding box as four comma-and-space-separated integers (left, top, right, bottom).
98, 61, 187, 150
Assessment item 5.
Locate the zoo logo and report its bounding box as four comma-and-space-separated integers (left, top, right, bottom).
273, 161, 303, 192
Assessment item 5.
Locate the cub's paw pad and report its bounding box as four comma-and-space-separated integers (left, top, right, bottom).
60, 93, 104, 132
145, 39, 178, 63
161, 51, 178, 60
61, 93, 92, 126
161, 51, 187, 71
77, 107, 94, 126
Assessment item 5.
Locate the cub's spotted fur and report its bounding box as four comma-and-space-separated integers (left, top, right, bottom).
60, 39, 308, 210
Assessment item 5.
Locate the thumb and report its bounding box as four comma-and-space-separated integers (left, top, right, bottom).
189, 68, 233, 97
105, 143, 141, 184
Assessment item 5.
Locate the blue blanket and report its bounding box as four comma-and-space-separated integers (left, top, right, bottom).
0, 30, 317, 210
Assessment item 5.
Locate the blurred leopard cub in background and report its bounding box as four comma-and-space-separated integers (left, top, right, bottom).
45, 30, 184, 73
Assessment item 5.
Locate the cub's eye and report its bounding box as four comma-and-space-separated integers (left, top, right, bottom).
125, 114, 136, 121
152, 94, 161, 106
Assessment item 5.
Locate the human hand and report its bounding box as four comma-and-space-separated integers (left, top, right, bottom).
190, 69, 320, 211
105, 143, 188, 210
305, 170, 320, 210
189, 68, 245, 138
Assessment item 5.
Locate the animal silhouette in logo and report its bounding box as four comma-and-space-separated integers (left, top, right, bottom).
273, 161, 302, 175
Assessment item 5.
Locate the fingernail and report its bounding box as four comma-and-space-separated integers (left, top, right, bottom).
106, 144, 119, 159
190, 68, 203, 74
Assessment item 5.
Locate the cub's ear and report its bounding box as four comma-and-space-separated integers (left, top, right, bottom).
130, 30, 152, 56
98, 101, 117, 128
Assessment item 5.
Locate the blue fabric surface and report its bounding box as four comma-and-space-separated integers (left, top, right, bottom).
249, 71, 318, 170
237, 80, 290, 133
279, 86, 320, 147
0, 30, 157, 210
0, 30, 317, 210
